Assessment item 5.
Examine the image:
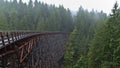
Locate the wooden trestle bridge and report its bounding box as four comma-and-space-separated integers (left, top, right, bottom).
0, 31, 69, 68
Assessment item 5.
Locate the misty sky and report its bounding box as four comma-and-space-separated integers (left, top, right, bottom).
21, 0, 119, 14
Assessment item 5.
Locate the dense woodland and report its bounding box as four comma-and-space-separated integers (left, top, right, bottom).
63, 6, 107, 68
0, 0, 73, 31
1, 0, 120, 68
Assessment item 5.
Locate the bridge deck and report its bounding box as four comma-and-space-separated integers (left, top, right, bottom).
0, 32, 69, 68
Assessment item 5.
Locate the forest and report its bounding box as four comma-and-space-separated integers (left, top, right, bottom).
0, 0, 120, 68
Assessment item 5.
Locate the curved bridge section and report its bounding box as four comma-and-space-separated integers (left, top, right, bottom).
0, 32, 69, 68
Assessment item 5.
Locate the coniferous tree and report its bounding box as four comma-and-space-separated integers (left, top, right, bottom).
88, 2, 120, 68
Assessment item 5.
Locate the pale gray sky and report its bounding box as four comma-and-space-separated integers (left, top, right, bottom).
22, 0, 120, 14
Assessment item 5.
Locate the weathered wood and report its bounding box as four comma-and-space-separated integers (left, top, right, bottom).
0, 32, 69, 68
24, 34, 69, 68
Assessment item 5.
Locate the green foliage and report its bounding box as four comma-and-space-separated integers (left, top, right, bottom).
0, 0, 73, 31
64, 7, 107, 68
0, 13, 9, 30
64, 27, 79, 68
88, 2, 120, 68
74, 56, 88, 68
2, 0, 118, 68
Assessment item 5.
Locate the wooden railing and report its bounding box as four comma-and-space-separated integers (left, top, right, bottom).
0, 31, 69, 68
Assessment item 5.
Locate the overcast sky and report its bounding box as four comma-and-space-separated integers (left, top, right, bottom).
22, 0, 120, 14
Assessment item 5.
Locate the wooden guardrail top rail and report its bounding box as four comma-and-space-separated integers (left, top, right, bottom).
0, 31, 69, 67
0, 31, 69, 49
0, 32, 39, 49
